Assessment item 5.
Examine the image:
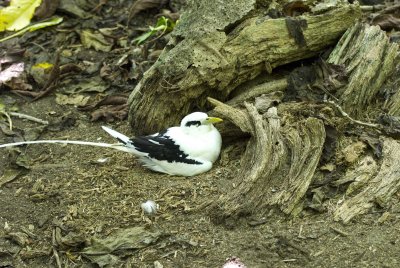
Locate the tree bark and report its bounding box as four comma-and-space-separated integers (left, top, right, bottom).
208, 99, 325, 222
334, 138, 400, 223
327, 23, 398, 119
128, 1, 361, 134
207, 22, 400, 224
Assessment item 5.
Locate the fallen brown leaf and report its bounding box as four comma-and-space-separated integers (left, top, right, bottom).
34, 0, 60, 19
78, 94, 128, 111
128, 0, 168, 23
90, 104, 128, 122
78, 94, 128, 122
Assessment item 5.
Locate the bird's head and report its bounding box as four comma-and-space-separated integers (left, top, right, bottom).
180, 112, 223, 128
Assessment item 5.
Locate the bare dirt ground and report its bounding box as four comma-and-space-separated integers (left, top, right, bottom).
1, 1, 400, 267
1, 97, 400, 268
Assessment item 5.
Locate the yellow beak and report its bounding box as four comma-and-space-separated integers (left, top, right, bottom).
206, 117, 223, 124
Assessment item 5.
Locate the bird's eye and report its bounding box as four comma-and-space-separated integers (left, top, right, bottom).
185, 121, 201, 127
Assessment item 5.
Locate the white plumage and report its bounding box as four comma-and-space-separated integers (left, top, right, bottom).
0, 112, 223, 176
102, 112, 223, 176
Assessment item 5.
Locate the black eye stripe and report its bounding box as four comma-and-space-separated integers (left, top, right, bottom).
185, 121, 201, 127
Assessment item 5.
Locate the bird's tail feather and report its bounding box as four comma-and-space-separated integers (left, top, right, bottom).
0, 126, 137, 154
0, 140, 132, 153
101, 126, 131, 144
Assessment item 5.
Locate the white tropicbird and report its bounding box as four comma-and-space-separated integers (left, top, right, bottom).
0, 112, 223, 176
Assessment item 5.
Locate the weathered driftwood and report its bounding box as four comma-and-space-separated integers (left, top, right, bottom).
328, 23, 398, 118
208, 99, 325, 222
314, 22, 400, 223
334, 138, 400, 223
208, 22, 400, 224
128, 1, 361, 134
333, 155, 378, 196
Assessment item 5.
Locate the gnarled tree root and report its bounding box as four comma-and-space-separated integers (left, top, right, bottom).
334, 138, 400, 223
208, 99, 325, 223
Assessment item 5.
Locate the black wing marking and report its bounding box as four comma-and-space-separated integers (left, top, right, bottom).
129, 130, 202, 165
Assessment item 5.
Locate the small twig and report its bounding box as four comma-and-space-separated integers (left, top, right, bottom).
195, 200, 213, 211
91, 0, 108, 13
30, 42, 47, 52
52, 228, 62, 268
360, 5, 385, 11
353, 249, 367, 263
325, 100, 380, 129
298, 224, 305, 239
247, 217, 268, 227
9, 112, 49, 125
277, 235, 311, 260
330, 226, 349, 237
282, 259, 297, 262
0, 111, 13, 130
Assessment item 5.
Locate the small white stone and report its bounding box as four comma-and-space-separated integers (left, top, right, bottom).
96, 158, 109, 163
154, 260, 163, 268
4, 222, 10, 232
141, 200, 158, 215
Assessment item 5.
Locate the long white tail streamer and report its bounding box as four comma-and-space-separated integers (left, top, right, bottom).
0, 140, 131, 152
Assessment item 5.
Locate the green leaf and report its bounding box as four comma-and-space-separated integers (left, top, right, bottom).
0, 0, 42, 31
133, 30, 156, 45
133, 16, 178, 45
0, 16, 63, 43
